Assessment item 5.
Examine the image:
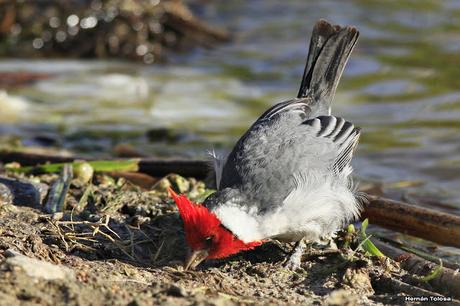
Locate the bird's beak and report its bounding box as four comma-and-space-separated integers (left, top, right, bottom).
184, 249, 209, 270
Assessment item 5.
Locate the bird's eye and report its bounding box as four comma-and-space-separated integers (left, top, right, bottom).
204, 236, 213, 247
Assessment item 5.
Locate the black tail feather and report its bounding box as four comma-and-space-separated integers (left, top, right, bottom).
297, 19, 359, 115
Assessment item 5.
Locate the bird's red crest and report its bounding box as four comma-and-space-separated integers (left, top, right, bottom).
168, 187, 262, 260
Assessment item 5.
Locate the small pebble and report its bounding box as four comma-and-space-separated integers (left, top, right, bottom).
166, 284, 187, 297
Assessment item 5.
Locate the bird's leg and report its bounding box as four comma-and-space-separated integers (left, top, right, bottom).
283, 238, 309, 270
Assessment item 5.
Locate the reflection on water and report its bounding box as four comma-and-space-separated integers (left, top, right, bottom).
1, 0, 460, 210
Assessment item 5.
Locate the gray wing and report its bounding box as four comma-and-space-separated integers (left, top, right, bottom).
218, 112, 360, 212
210, 98, 312, 190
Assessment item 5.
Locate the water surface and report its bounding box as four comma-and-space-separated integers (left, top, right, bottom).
1, 0, 460, 214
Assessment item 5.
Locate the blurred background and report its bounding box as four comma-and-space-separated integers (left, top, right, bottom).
1, 0, 460, 213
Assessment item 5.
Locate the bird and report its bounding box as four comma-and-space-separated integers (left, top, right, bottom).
169, 19, 362, 270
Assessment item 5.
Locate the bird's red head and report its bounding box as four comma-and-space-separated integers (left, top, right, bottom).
168, 188, 262, 269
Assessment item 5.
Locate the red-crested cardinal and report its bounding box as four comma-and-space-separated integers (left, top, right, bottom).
170, 19, 361, 270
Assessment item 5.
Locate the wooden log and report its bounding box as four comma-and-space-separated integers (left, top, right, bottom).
163, 0, 231, 47
373, 239, 460, 299
375, 235, 460, 270
0, 151, 76, 165
362, 195, 460, 248
370, 275, 458, 304
138, 158, 210, 180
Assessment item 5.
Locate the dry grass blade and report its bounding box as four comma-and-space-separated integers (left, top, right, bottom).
47, 219, 70, 251
151, 239, 165, 265
102, 216, 121, 239
46, 216, 132, 258
74, 183, 93, 213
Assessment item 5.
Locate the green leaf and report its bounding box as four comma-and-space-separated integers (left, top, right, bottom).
7, 159, 140, 174
420, 260, 443, 282
360, 219, 385, 257
343, 224, 355, 249
74, 184, 93, 213
347, 224, 356, 234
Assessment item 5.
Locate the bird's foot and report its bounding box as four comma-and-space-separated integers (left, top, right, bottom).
283, 237, 341, 269
314, 235, 338, 250
283, 239, 308, 270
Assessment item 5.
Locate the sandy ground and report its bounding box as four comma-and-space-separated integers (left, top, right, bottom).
0, 172, 427, 305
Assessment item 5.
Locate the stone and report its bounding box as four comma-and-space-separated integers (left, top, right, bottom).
166, 284, 187, 297
4, 249, 75, 281
0, 176, 48, 207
